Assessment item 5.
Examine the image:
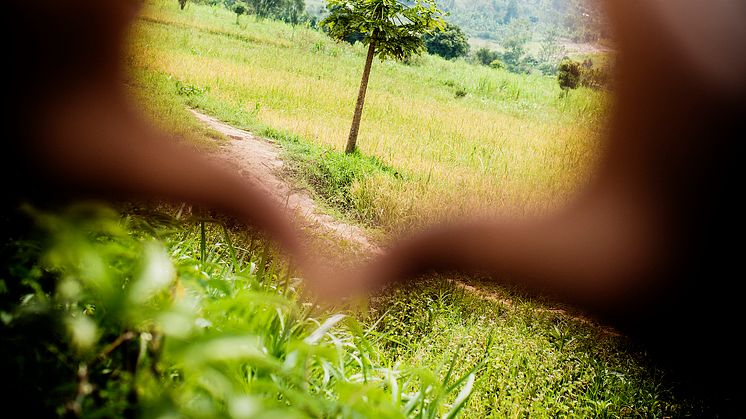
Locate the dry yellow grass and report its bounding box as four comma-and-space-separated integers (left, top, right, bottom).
131, 0, 609, 231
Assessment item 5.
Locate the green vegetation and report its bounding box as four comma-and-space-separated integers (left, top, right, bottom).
1, 202, 693, 417
1, 0, 707, 417
423, 23, 470, 60
221, 0, 309, 25
556, 57, 611, 93
132, 1, 607, 231
437, 0, 608, 44
0, 203, 493, 418
557, 59, 581, 92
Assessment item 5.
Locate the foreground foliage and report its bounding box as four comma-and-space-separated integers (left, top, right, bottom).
1, 204, 484, 417
1, 204, 698, 417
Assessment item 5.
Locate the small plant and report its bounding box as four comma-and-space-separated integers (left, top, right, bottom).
175, 79, 207, 97
489, 59, 505, 70
311, 39, 325, 53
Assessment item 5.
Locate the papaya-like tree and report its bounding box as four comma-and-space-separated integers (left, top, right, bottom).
321, 0, 445, 154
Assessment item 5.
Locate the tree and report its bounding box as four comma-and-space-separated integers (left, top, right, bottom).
278, 0, 306, 25
246, 0, 288, 19
557, 58, 580, 94
231, 1, 247, 23
474, 47, 499, 66
537, 27, 566, 75
499, 18, 531, 73
321, 0, 445, 154
423, 22, 470, 60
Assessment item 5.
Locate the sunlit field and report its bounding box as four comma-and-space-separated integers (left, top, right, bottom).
131, 0, 608, 231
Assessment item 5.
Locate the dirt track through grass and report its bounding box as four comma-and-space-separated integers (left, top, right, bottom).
195, 109, 379, 253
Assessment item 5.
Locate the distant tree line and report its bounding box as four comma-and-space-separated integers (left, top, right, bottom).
467, 19, 564, 76
181, 0, 611, 92
187, 0, 310, 25
437, 0, 608, 44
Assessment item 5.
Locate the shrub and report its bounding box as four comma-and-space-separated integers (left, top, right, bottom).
557, 59, 581, 92
557, 58, 612, 92
579, 61, 612, 90
474, 47, 500, 66
489, 59, 505, 70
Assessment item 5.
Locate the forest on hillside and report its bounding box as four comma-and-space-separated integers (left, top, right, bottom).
304, 0, 609, 44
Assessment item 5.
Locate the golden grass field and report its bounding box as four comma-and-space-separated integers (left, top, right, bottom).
131, 0, 609, 232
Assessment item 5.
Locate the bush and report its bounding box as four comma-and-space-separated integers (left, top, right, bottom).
579, 60, 612, 90
474, 47, 500, 66
557, 59, 581, 92
423, 23, 470, 60
489, 59, 504, 70
557, 58, 612, 91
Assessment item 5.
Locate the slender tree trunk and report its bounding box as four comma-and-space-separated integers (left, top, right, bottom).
346, 38, 377, 154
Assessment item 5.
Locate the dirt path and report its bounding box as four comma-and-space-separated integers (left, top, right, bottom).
193, 110, 620, 335
192, 110, 378, 253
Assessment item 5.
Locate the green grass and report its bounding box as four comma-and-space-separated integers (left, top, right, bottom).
128, 67, 226, 150
0, 204, 695, 417
130, 0, 608, 232
4, 203, 477, 418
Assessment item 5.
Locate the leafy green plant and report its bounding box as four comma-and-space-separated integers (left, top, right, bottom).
176, 79, 208, 97
274, 132, 402, 223
0, 204, 480, 417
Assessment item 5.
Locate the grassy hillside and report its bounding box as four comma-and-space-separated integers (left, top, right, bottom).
131, 1, 608, 233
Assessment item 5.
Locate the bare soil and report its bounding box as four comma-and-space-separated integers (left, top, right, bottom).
192, 110, 378, 254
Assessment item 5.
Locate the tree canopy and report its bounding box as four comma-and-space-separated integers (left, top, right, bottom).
321, 0, 445, 61
423, 22, 470, 60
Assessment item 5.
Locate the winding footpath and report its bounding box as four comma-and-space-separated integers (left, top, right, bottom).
193, 110, 378, 253
194, 109, 620, 336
